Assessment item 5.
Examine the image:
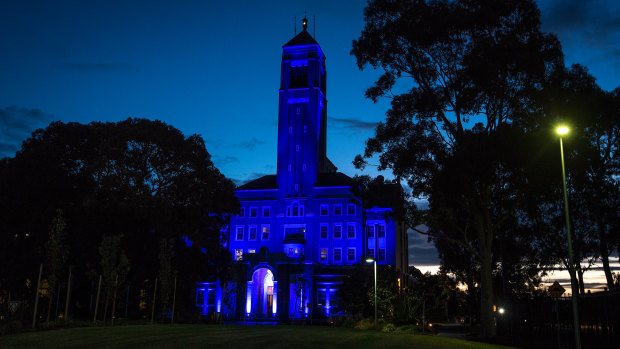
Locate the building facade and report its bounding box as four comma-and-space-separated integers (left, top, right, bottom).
196, 19, 408, 322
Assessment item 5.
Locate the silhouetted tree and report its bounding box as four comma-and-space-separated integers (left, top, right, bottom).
352, 0, 562, 337
0, 118, 239, 317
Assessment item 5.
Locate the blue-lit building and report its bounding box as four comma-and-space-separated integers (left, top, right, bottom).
197, 19, 408, 322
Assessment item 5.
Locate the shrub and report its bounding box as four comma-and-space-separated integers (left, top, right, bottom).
0, 320, 23, 335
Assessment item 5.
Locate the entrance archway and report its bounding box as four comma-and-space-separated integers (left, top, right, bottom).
250, 267, 276, 317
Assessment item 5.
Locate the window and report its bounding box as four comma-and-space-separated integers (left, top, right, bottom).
320, 204, 328, 216
250, 207, 258, 218
235, 248, 243, 261
379, 249, 386, 262
347, 223, 356, 239
378, 225, 386, 238
239, 207, 245, 218
317, 289, 326, 306
334, 204, 342, 216
347, 204, 356, 215
235, 226, 244, 240
207, 288, 216, 306
249, 226, 257, 240
334, 248, 342, 262
196, 289, 205, 305
320, 248, 328, 262
296, 145, 300, 152
248, 249, 256, 254
367, 225, 375, 238
297, 107, 301, 115
303, 126, 307, 133
289, 126, 292, 134
347, 248, 355, 262
320, 224, 328, 239
262, 207, 270, 217
368, 249, 375, 260
285, 225, 306, 238
261, 225, 270, 240
287, 202, 304, 217
334, 225, 342, 239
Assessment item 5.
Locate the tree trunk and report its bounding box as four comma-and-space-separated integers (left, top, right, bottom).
576, 263, 585, 295
599, 224, 615, 290
479, 224, 495, 338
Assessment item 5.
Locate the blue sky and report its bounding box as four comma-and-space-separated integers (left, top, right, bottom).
1, 0, 619, 288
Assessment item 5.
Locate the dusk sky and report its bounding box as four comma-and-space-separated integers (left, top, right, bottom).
2, 0, 619, 290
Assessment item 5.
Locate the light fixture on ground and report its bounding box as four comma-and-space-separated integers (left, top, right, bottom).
366, 258, 377, 326
556, 125, 581, 349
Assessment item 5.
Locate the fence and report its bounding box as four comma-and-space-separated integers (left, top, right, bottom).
496, 291, 619, 349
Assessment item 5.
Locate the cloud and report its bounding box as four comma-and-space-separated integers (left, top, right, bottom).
239, 137, 264, 150
539, 0, 620, 56
61, 62, 132, 72
328, 115, 377, 131
407, 226, 440, 266
0, 106, 53, 158
212, 155, 239, 165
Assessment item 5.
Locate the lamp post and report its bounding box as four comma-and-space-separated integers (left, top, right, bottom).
366, 258, 377, 326
556, 126, 581, 349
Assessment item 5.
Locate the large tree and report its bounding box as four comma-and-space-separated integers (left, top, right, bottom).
352, 0, 562, 337
0, 118, 238, 318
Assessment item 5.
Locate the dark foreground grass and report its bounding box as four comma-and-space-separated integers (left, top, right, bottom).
0, 324, 513, 349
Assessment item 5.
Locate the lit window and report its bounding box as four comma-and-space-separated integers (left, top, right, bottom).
239, 207, 245, 218
347, 204, 356, 215
334, 248, 342, 262
378, 225, 386, 238
320, 204, 328, 216
250, 207, 258, 218
249, 226, 257, 240
320, 225, 328, 239
334, 225, 342, 239
235, 248, 243, 261
368, 249, 375, 259
263, 207, 270, 217
334, 204, 342, 216
367, 225, 375, 238
248, 249, 256, 254
320, 248, 328, 262
379, 249, 386, 262
347, 224, 355, 239
235, 226, 244, 240
347, 248, 355, 262
261, 225, 270, 240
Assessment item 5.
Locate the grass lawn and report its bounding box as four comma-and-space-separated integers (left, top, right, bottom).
0, 324, 513, 349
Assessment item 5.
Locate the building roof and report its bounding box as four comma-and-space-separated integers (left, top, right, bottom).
316, 172, 357, 187
283, 29, 319, 47
237, 175, 277, 191
236, 172, 358, 191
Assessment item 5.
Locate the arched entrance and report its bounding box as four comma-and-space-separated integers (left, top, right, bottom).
249, 267, 277, 317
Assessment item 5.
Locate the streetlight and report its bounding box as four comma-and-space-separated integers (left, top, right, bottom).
556, 125, 581, 349
366, 258, 377, 326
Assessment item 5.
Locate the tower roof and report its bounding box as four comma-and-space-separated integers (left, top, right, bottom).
283, 27, 319, 47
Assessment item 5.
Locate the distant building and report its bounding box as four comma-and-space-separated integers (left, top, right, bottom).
196, 18, 407, 322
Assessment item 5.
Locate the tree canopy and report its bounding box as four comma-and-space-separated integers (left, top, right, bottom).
0, 118, 238, 317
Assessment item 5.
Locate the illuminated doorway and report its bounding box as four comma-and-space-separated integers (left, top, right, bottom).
250, 267, 276, 317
